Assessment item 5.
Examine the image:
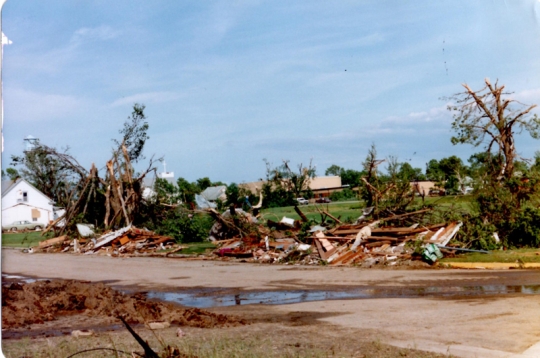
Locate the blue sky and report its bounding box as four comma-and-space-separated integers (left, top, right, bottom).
2, 1, 540, 183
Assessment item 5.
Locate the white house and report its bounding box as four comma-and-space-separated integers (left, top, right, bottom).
1, 178, 55, 227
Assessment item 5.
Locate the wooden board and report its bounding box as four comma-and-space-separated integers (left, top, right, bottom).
39, 235, 67, 248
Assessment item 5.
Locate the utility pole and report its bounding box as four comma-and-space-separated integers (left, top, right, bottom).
0, 0, 8, 153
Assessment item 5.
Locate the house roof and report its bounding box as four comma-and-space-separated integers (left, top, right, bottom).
1, 178, 53, 202
1, 180, 16, 196
143, 175, 176, 188
200, 185, 227, 201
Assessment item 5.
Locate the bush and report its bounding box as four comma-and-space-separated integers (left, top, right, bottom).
505, 207, 540, 248
156, 209, 214, 243
329, 188, 356, 202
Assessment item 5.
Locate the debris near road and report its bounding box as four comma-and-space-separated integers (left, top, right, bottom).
32, 225, 183, 257
209, 207, 462, 267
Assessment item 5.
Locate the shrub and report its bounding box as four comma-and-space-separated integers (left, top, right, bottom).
156, 209, 214, 243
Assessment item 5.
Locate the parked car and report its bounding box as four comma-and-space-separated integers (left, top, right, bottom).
315, 197, 332, 203
428, 189, 445, 196
2, 220, 44, 232
295, 197, 309, 205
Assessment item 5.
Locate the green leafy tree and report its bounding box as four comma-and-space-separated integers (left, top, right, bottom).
195, 177, 212, 192
262, 159, 315, 208
325, 164, 343, 176
425, 159, 444, 183
153, 178, 180, 205
341, 169, 363, 188
176, 177, 198, 205
361, 144, 384, 207
11, 142, 87, 207
112, 103, 149, 163
225, 183, 240, 207
398, 162, 425, 181
1, 167, 19, 181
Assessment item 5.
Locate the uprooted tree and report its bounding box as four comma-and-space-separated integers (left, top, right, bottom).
447, 79, 540, 248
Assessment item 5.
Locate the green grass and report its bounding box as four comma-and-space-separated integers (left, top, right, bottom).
261, 200, 366, 223
442, 248, 540, 263
1, 231, 54, 248
181, 242, 217, 255
260, 195, 475, 224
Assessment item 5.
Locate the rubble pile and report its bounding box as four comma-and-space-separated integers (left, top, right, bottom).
211, 208, 462, 267
30, 206, 464, 267
32, 225, 182, 257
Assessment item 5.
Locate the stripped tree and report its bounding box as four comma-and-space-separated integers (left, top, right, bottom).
448, 78, 540, 180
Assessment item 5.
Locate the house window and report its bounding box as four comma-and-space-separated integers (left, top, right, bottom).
22, 192, 28, 202
32, 218, 37, 222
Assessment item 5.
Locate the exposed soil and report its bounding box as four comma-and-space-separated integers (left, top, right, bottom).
1, 279, 245, 331
3, 249, 540, 357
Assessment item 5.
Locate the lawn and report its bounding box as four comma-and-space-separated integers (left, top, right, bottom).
260, 195, 475, 224
442, 248, 540, 263
1, 231, 54, 248
181, 242, 217, 255
261, 200, 363, 223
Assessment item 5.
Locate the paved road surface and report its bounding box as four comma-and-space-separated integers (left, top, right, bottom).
3, 248, 540, 357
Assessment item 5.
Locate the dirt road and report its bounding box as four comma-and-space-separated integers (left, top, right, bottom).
3, 248, 540, 357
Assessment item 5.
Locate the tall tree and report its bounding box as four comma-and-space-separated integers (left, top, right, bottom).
325, 164, 343, 176
113, 103, 150, 163
11, 142, 87, 207
448, 78, 539, 180
1, 168, 20, 181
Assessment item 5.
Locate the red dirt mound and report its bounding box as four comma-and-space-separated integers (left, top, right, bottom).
2, 279, 245, 329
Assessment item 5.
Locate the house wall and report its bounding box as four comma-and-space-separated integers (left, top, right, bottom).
308, 176, 342, 190
2, 180, 53, 225
2, 204, 52, 225
240, 176, 343, 194
410, 181, 440, 195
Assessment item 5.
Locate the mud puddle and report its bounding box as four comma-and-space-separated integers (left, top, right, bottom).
147, 284, 540, 308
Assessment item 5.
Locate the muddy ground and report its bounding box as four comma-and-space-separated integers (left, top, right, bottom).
3, 248, 540, 357
2, 279, 245, 332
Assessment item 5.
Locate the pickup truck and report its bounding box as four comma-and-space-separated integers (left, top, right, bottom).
295, 197, 309, 205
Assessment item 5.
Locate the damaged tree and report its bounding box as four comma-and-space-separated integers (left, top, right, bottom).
262, 159, 316, 208
447, 79, 540, 248
448, 78, 540, 181
12, 104, 158, 235
11, 143, 87, 209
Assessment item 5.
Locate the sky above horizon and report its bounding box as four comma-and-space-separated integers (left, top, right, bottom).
2, 1, 540, 184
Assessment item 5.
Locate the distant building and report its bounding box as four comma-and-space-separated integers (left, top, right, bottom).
239, 176, 348, 200
410, 180, 442, 196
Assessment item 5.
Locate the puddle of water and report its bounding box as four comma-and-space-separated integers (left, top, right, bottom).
147, 285, 540, 308
2, 274, 43, 284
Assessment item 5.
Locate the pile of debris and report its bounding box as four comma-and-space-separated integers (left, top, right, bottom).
32, 225, 182, 257
210, 208, 463, 267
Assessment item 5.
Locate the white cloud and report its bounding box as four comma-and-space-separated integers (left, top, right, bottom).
110, 91, 184, 107
70, 25, 120, 45
514, 88, 540, 106
383, 104, 451, 125
5, 88, 86, 123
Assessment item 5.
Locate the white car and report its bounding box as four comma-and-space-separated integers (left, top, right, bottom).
2, 220, 44, 232
296, 197, 309, 205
